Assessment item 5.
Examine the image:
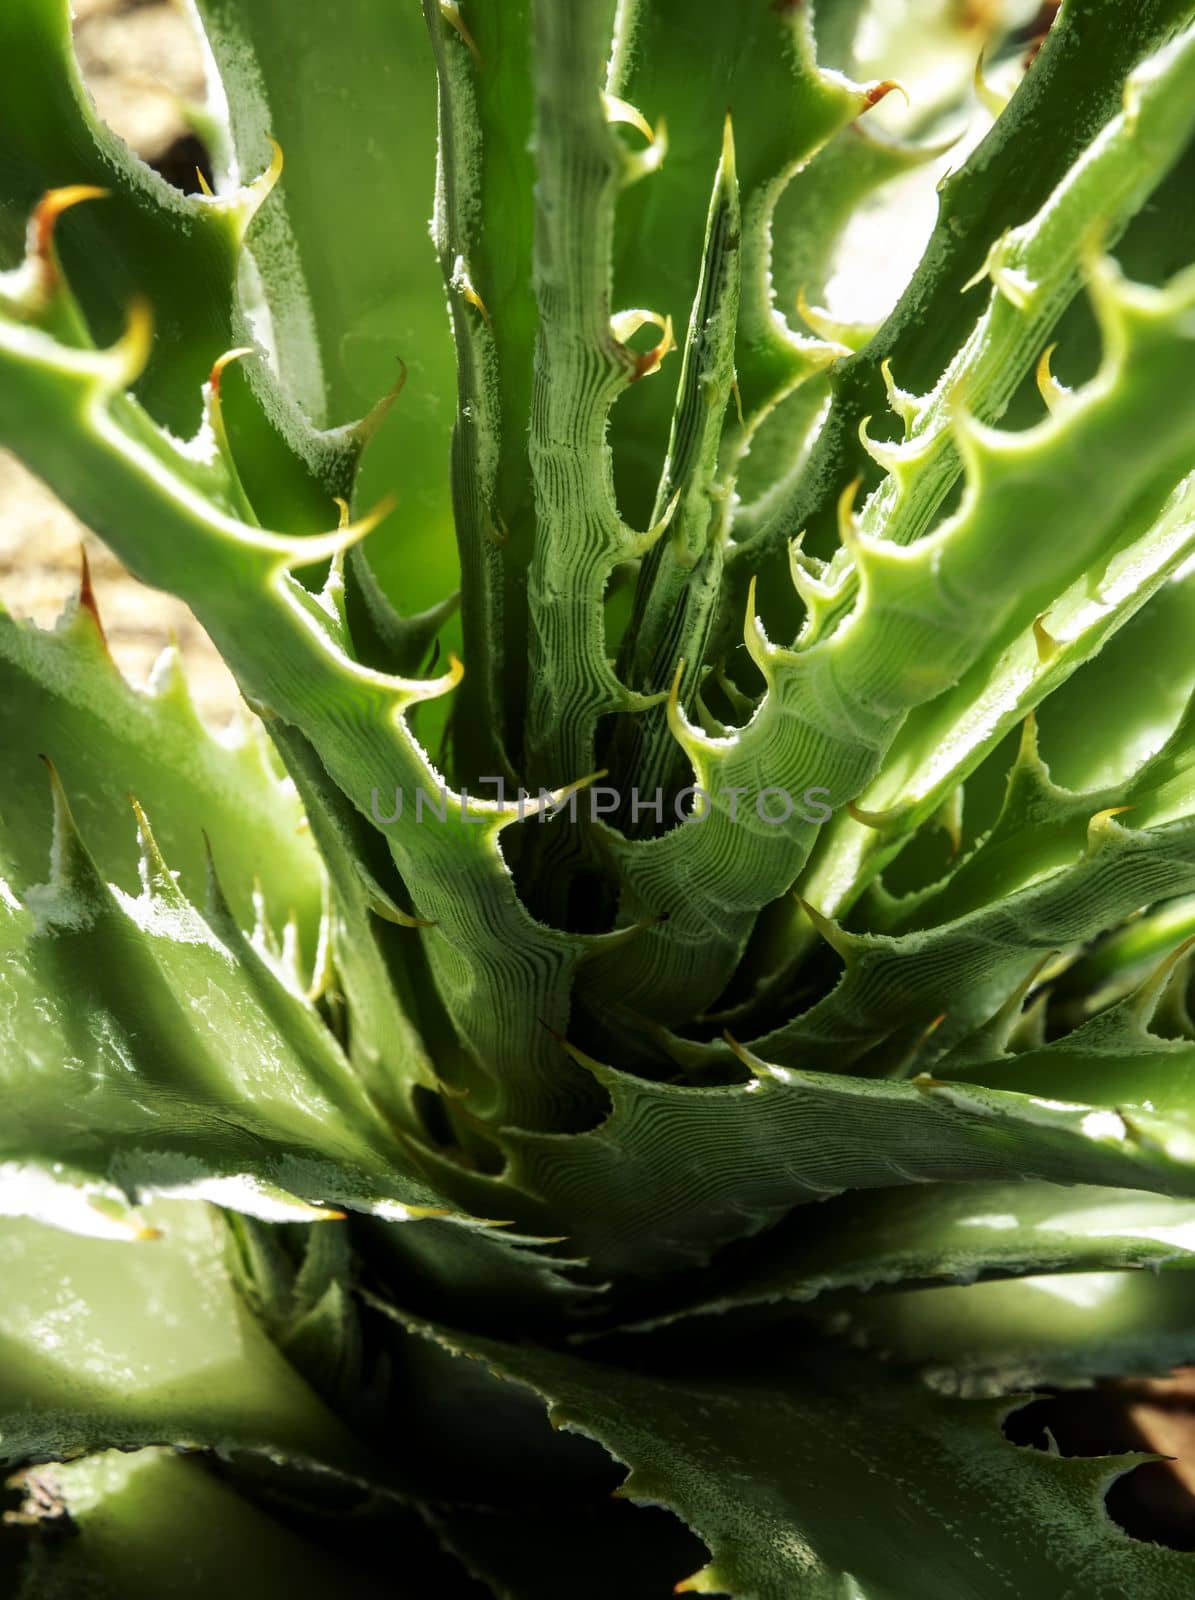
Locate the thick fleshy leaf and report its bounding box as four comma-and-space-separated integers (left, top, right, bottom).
0, 600, 322, 958
837, 1268, 1195, 1398
1, 1448, 428, 1599
0, 780, 457, 1230
0, 0, 342, 526
192, 0, 460, 610
503, 1031, 1195, 1277
407, 1318, 1195, 1600
0, 1204, 372, 1475
623, 1182, 1195, 1332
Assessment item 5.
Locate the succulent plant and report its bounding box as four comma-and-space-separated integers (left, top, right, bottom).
5, 0, 1195, 1592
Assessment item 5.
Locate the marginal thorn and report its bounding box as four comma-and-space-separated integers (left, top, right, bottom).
880, 357, 918, 431
100, 296, 154, 391
1035, 342, 1068, 414
129, 795, 183, 903
483, 508, 510, 549
439, 1, 482, 67
278, 494, 397, 571
602, 93, 658, 146
611, 308, 676, 381
973, 49, 1009, 119
742, 575, 773, 677
1032, 613, 1059, 662
960, 229, 1037, 306
459, 272, 492, 329
236, 138, 284, 235
664, 657, 689, 749
353, 358, 408, 448
39, 755, 105, 906
794, 287, 865, 352
28, 185, 108, 299
626, 487, 682, 559
76, 546, 110, 654
604, 94, 668, 183
861, 79, 910, 111
856, 415, 904, 473
195, 167, 214, 198
514, 767, 609, 825
367, 892, 435, 930
846, 798, 908, 832
837, 475, 863, 548
208, 346, 255, 398
1087, 805, 1135, 848
1130, 935, 1195, 1025
793, 896, 859, 963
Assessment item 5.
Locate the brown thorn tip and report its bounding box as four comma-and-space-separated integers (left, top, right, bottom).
76, 546, 113, 654
208, 346, 254, 397
33, 185, 108, 268
863, 79, 910, 110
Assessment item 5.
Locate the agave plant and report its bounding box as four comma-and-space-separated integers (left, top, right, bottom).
5, 0, 1195, 1592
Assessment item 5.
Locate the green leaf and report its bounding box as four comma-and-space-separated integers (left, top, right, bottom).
836, 1267, 1195, 1396
503, 1018, 1195, 1277
0, 1203, 372, 1475
0, 0, 341, 527
406, 1319, 1195, 1600
192, 0, 460, 608
0, 776, 459, 1229
0, 600, 322, 963
3, 1449, 407, 1599
625, 1182, 1195, 1332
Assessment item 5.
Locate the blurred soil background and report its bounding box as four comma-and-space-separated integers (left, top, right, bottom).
0, 0, 238, 722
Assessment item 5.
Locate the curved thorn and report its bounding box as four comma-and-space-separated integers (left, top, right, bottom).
438, 0, 482, 66
973, 49, 1009, 119
837, 475, 863, 548
880, 356, 918, 430
862, 79, 910, 111
402, 650, 465, 708
460, 274, 492, 329
1032, 613, 1059, 663
742, 575, 773, 677
846, 798, 909, 832
603, 93, 657, 145
1035, 342, 1067, 414
664, 657, 689, 749
794, 896, 859, 963
353, 357, 409, 448
233, 138, 283, 237
1132, 934, 1195, 1022
514, 767, 609, 823
76, 545, 110, 654
30, 185, 108, 296
102, 296, 154, 390
611, 308, 676, 380
483, 508, 510, 549
1088, 804, 1135, 848
856, 414, 904, 473
208, 345, 255, 399
278, 493, 397, 571
626, 487, 682, 559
